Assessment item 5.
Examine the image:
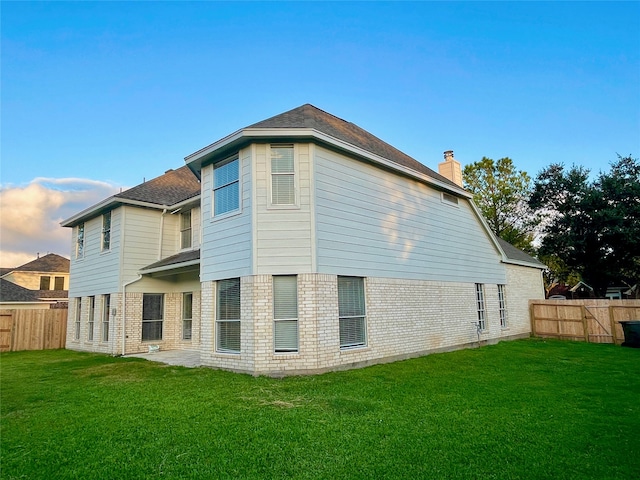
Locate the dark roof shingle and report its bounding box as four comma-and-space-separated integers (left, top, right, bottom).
248, 104, 458, 188
0, 278, 40, 302
496, 237, 546, 267
115, 166, 200, 206
12, 253, 70, 273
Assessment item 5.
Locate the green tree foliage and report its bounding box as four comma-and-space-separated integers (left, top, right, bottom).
463, 157, 535, 252
530, 155, 640, 297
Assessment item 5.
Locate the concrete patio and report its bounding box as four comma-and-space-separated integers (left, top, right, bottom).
126, 349, 201, 368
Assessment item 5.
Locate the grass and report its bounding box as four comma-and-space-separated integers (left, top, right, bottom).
1, 339, 639, 479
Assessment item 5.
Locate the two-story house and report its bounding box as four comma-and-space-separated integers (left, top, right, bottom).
63, 104, 545, 375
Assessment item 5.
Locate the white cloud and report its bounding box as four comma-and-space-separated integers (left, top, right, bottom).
0, 178, 121, 267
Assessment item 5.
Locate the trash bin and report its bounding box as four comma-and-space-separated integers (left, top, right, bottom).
618, 320, 640, 348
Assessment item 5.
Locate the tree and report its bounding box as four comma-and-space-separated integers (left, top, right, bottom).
529, 155, 640, 297
463, 157, 536, 252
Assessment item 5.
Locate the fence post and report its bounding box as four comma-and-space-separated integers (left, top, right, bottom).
581, 305, 590, 342
530, 302, 537, 337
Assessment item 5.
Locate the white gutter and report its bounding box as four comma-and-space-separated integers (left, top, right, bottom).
121, 274, 142, 356
61, 197, 185, 227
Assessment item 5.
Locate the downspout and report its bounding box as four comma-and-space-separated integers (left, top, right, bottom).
122, 274, 143, 356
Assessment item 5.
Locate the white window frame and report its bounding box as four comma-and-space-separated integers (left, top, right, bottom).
216, 278, 241, 354
102, 211, 111, 251
88, 296, 95, 342
183, 292, 193, 340
142, 294, 164, 342
180, 211, 192, 249
102, 294, 110, 342
338, 276, 367, 350
75, 298, 82, 341
268, 144, 298, 209
273, 276, 298, 353
475, 283, 486, 331
76, 223, 85, 259
498, 284, 508, 328
212, 157, 241, 219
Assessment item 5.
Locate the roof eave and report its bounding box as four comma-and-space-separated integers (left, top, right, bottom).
60, 197, 184, 227
185, 128, 471, 198
139, 259, 200, 275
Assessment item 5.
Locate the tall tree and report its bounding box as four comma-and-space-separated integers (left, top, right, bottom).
463, 157, 535, 252
530, 155, 640, 297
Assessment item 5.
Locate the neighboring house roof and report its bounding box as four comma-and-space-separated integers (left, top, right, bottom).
140, 249, 200, 275
495, 237, 546, 269
185, 104, 470, 197
61, 165, 201, 227
569, 281, 593, 293
0, 268, 14, 276
9, 253, 70, 273
0, 278, 41, 302
37, 290, 69, 299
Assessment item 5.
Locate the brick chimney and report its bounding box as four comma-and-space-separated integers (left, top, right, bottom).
438, 150, 463, 187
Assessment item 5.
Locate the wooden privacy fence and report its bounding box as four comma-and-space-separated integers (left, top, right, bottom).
0, 309, 68, 352
530, 299, 640, 344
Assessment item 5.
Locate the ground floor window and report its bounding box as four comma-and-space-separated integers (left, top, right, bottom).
74, 298, 82, 340
217, 278, 240, 353
88, 296, 95, 341
183, 292, 193, 340
498, 284, 507, 328
273, 276, 298, 353
102, 294, 110, 342
475, 283, 486, 330
142, 294, 164, 341
338, 276, 367, 349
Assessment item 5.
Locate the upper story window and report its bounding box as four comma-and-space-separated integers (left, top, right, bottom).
180, 211, 192, 249
270, 145, 296, 206
40, 276, 51, 290
76, 223, 85, 259
54, 276, 65, 290
213, 158, 240, 217
102, 211, 111, 251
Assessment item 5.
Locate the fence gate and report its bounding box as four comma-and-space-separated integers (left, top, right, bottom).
530, 300, 640, 344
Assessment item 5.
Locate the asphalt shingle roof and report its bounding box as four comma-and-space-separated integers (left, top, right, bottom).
248, 104, 459, 188
496, 237, 546, 267
115, 166, 200, 206
10, 253, 70, 273
141, 249, 200, 271
0, 278, 40, 302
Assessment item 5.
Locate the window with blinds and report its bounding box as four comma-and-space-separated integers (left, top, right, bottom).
102, 294, 110, 342
183, 292, 193, 340
270, 145, 295, 206
180, 211, 192, 249
88, 296, 95, 342
75, 297, 82, 340
273, 276, 298, 353
142, 294, 164, 341
213, 158, 240, 216
217, 278, 241, 353
338, 276, 367, 349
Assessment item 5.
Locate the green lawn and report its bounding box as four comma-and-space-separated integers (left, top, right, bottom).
1, 339, 639, 479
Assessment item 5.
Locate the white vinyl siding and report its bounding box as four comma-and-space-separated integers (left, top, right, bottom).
102, 211, 111, 251
183, 292, 193, 340
88, 296, 95, 341
476, 283, 486, 330
498, 284, 508, 328
270, 145, 296, 206
273, 276, 298, 353
200, 150, 252, 281
217, 278, 241, 353
338, 276, 367, 349
213, 158, 240, 217
68, 209, 121, 297
314, 146, 506, 284
142, 294, 164, 341
255, 143, 313, 274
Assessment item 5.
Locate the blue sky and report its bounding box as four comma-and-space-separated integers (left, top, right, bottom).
1, 1, 639, 266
